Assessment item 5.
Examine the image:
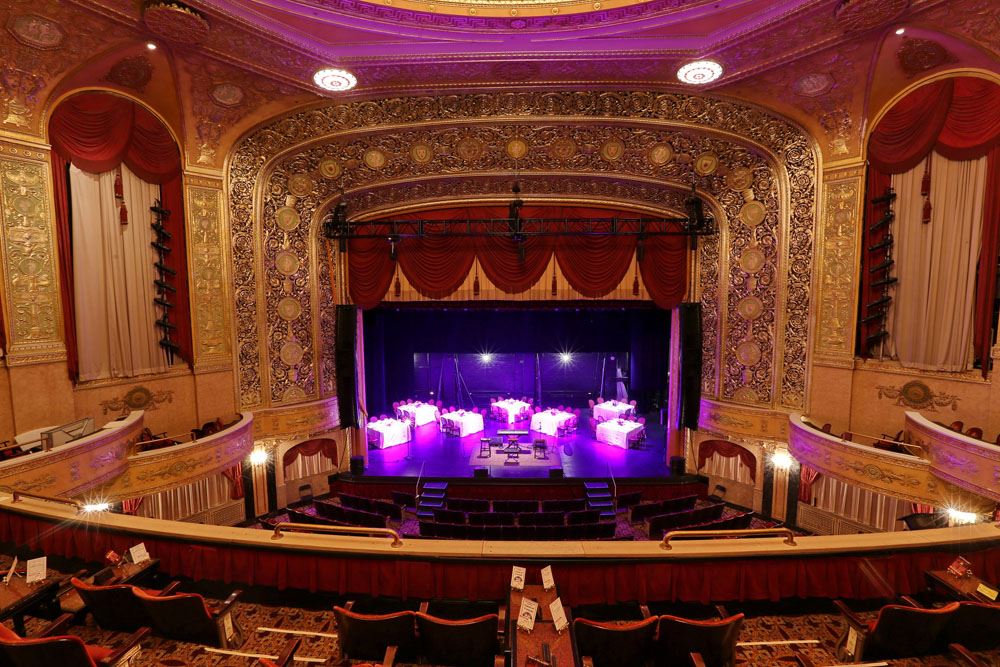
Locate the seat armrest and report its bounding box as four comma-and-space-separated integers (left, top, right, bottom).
640, 604, 651, 619
713, 604, 729, 619
419, 601, 429, 614
98, 627, 150, 667
158, 580, 182, 596
382, 644, 398, 667
498, 604, 507, 638
39, 613, 75, 637
689, 652, 707, 667
898, 595, 922, 608
832, 599, 866, 629
581, 657, 595, 667
343, 600, 355, 611
949, 643, 985, 667
212, 589, 243, 617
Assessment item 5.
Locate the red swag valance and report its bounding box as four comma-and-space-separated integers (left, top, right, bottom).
283, 439, 339, 471
697, 439, 757, 482
48, 92, 191, 377
348, 206, 687, 309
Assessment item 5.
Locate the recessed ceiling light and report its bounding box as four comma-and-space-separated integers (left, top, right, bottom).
146, 42, 157, 50
677, 60, 723, 85
313, 68, 357, 92
895, 27, 905, 35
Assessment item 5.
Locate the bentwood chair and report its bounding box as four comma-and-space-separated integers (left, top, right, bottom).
0, 613, 148, 667
574, 615, 657, 667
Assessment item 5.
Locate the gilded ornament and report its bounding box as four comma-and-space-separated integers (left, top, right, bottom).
733, 387, 758, 403
275, 251, 300, 276
736, 296, 763, 320
280, 341, 304, 366
693, 152, 718, 175
739, 200, 766, 227
456, 137, 485, 161
7, 14, 64, 49
600, 138, 625, 162
735, 340, 762, 366
877, 381, 960, 412
319, 158, 343, 179
896, 38, 956, 78
738, 247, 766, 274
211, 83, 245, 107
409, 142, 434, 164
102, 55, 153, 92
834, 0, 909, 33
647, 143, 673, 166
550, 138, 577, 161
284, 386, 307, 402
363, 149, 387, 170
277, 297, 302, 321
725, 167, 753, 191
275, 206, 301, 231
142, 2, 210, 44
287, 173, 314, 197
792, 72, 834, 98
506, 138, 529, 160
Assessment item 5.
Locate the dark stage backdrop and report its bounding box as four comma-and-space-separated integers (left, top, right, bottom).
363, 305, 669, 415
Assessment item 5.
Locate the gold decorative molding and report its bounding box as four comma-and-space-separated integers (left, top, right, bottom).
790, 414, 991, 510
0, 411, 141, 498
905, 411, 1000, 504
813, 166, 864, 364
97, 413, 253, 501
877, 380, 959, 412
0, 145, 65, 365
699, 398, 790, 442
252, 396, 340, 441
184, 181, 232, 372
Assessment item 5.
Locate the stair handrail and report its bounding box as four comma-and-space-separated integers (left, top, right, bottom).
271, 522, 403, 547
660, 526, 797, 550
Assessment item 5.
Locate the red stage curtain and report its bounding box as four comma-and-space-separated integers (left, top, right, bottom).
397, 228, 477, 299
868, 79, 953, 174
282, 438, 339, 470
697, 439, 757, 481
49, 91, 192, 370
975, 146, 1000, 375
348, 224, 396, 309
220, 464, 244, 500
798, 465, 821, 503
937, 77, 1000, 161
639, 232, 688, 309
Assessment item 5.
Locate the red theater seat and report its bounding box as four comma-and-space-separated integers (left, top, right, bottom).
574, 615, 657, 667
0, 613, 148, 667
655, 613, 744, 667
415, 612, 504, 666
334, 604, 418, 664
834, 599, 958, 661
133, 588, 243, 648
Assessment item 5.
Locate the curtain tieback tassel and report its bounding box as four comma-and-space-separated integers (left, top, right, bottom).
119, 202, 129, 226
550, 272, 557, 296
393, 275, 401, 298
922, 198, 932, 225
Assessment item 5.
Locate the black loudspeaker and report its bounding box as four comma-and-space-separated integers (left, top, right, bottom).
349, 455, 364, 477
335, 305, 360, 428
669, 456, 686, 476
548, 468, 564, 479
677, 303, 703, 430
473, 467, 489, 479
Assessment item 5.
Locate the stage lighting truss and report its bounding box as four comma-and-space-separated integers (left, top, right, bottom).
321, 188, 716, 248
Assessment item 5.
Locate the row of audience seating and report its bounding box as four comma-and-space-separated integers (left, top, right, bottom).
418, 521, 617, 540
392, 491, 644, 514
433, 508, 603, 526
646, 502, 726, 537
630, 494, 700, 522
337, 493, 404, 520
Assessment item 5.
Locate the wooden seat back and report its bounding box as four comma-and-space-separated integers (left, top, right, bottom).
333, 606, 418, 662
415, 612, 499, 666
944, 602, 1000, 651
655, 613, 744, 667
865, 603, 958, 658
133, 589, 222, 646
0, 635, 98, 667
70, 577, 150, 632
574, 616, 657, 667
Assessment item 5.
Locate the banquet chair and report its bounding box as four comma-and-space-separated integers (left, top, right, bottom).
630, 400, 637, 407
833, 599, 958, 661
949, 420, 963, 431
133, 588, 244, 648
574, 615, 657, 667
655, 613, 744, 667
257, 638, 300, 667
596, 397, 605, 403
334, 604, 418, 665
534, 405, 542, 413
391, 401, 400, 417
0, 614, 149, 667
965, 426, 984, 440
588, 399, 596, 409
379, 414, 388, 420
70, 576, 181, 632
471, 406, 480, 414
369, 416, 378, 423
415, 612, 505, 667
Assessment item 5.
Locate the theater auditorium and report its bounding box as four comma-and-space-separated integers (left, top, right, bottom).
0, 0, 997, 665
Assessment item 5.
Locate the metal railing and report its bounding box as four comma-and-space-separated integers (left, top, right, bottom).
10, 490, 82, 510
270, 522, 403, 547
661, 527, 797, 550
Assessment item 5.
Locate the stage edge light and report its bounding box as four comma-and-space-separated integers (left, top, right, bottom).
559, 352, 573, 365
946, 507, 978, 525
479, 353, 493, 364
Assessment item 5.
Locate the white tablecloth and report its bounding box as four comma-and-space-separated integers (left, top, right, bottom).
493, 399, 530, 425
367, 419, 411, 449
530, 410, 574, 436
398, 402, 440, 426
440, 411, 485, 437
593, 401, 634, 422
596, 419, 644, 448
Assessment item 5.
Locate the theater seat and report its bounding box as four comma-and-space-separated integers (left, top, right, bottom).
834, 599, 958, 661
133, 587, 243, 648
574, 615, 657, 667
70, 576, 180, 632
415, 612, 504, 666
655, 613, 744, 667
942, 601, 1000, 651
0, 612, 148, 667
334, 604, 418, 664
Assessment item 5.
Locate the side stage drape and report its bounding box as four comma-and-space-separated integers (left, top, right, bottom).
863, 77, 1000, 374
348, 206, 686, 309
49, 92, 191, 376
696, 439, 757, 482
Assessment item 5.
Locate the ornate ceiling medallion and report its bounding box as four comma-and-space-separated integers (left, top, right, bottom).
211, 83, 245, 107
600, 138, 625, 162
792, 72, 834, 98
647, 143, 674, 166
363, 149, 387, 170
313, 68, 357, 92
550, 138, 577, 161
739, 200, 767, 227
726, 167, 753, 191
142, 1, 210, 45
736, 340, 762, 366
7, 14, 64, 49
287, 173, 314, 197
693, 152, 718, 176
275, 206, 301, 231
896, 38, 956, 78
677, 60, 723, 85
409, 143, 434, 164
319, 158, 343, 178
103, 55, 153, 92
506, 138, 529, 160
834, 0, 909, 33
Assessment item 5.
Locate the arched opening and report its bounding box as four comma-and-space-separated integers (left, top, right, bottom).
48, 91, 192, 381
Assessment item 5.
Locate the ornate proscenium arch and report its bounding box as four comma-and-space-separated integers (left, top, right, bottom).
227, 91, 818, 413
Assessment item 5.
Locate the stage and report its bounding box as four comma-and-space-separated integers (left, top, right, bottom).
363, 410, 671, 479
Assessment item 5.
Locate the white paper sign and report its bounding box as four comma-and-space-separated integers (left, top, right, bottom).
3, 557, 17, 584
846, 626, 859, 658
25, 557, 46, 584
549, 597, 569, 633
222, 612, 235, 640
510, 565, 526, 591
541, 565, 555, 591
977, 583, 998, 601
517, 597, 538, 632
129, 543, 150, 564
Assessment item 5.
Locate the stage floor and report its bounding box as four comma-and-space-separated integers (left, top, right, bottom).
365, 412, 671, 479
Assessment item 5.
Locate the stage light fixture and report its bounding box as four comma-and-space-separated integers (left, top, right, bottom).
770, 450, 794, 470
146, 42, 157, 50
895, 27, 905, 35
313, 68, 357, 92
946, 507, 978, 525
480, 353, 493, 364
249, 448, 269, 467
559, 352, 573, 365
677, 60, 723, 85
81, 501, 111, 514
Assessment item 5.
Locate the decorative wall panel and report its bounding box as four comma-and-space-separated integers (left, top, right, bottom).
185, 177, 232, 373
0, 140, 64, 365
252, 396, 340, 442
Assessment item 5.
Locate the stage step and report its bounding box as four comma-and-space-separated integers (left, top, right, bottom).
587, 491, 612, 500
416, 509, 435, 520
588, 500, 614, 511
583, 482, 609, 491
422, 482, 449, 492
417, 497, 444, 508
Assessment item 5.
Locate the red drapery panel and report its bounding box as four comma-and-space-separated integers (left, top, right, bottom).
639, 232, 689, 309
120, 498, 143, 515
697, 439, 757, 482
48, 92, 191, 370
551, 209, 638, 298
220, 464, 244, 500
398, 230, 477, 299
975, 146, 1000, 375
798, 465, 821, 503
348, 223, 396, 309
282, 438, 339, 470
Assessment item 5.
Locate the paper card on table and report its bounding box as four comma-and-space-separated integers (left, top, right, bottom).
3, 557, 17, 584
25, 557, 46, 584
976, 583, 998, 600
541, 565, 555, 591
510, 565, 526, 591
550, 597, 569, 633
517, 597, 538, 632
129, 542, 150, 564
